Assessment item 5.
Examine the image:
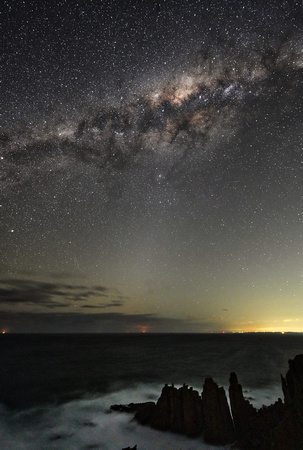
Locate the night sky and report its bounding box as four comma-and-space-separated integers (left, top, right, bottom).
1, 0, 303, 333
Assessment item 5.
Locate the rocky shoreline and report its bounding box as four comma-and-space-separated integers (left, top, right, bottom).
111, 354, 303, 449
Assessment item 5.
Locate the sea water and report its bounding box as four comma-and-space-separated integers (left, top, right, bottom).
0, 333, 302, 449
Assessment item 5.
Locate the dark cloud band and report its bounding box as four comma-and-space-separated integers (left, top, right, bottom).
0, 279, 125, 310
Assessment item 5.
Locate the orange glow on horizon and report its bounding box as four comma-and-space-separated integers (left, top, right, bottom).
137, 325, 151, 334
229, 320, 303, 334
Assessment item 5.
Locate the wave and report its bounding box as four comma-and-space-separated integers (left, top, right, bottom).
0, 382, 281, 449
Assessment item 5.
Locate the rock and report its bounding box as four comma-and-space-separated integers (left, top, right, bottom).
135, 402, 156, 425
136, 383, 204, 437
122, 446, 137, 450
281, 374, 291, 405
271, 406, 303, 450
110, 404, 134, 413
113, 354, 303, 449
284, 354, 303, 408
181, 385, 204, 437
149, 384, 172, 431
202, 377, 235, 445
229, 372, 286, 449
271, 355, 303, 449
231, 355, 303, 449
229, 371, 258, 441
163, 384, 184, 434
111, 402, 155, 414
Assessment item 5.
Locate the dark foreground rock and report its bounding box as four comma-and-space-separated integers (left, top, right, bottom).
229, 371, 258, 441
271, 354, 303, 450
111, 402, 155, 414
113, 354, 303, 449
202, 377, 235, 444
135, 384, 204, 437
229, 372, 285, 449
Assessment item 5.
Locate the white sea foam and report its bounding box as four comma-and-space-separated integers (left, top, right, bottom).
242, 385, 283, 409
0, 383, 280, 450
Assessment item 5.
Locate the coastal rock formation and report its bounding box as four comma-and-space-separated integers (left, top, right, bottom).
113, 354, 303, 449
202, 377, 235, 444
271, 354, 303, 449
229, 371, 258, 442
283, 354, 303, 407
136, 384, 204, 437
182, 384, 204, 437
111, 402, 155, 414
229, 355, 303, 449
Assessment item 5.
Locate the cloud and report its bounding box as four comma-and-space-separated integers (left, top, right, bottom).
0, 277, 229, 332
0, 277, 225, 332
93, 286, 111, 293
0, 310, 226, 334
0, 279, 125, 310
81, 300, 124, 309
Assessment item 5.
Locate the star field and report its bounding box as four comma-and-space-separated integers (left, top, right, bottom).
1, 0, 303, 333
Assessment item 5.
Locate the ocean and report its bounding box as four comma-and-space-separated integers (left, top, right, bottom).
0, 333, 302, 449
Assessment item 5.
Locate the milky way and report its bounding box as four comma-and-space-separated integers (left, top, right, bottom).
1, 0, 303, 333
2, 31, 303, 190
